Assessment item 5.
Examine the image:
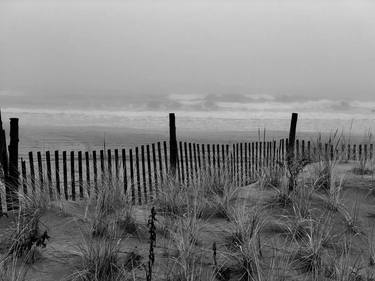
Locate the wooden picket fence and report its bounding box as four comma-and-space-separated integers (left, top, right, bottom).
14, 138, 374, 206
1, 112, 374, 212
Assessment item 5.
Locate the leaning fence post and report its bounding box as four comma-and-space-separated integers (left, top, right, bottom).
169, 113, 178, 178
0, 110, 8, 178
0, 110, 8, 213
8, 118, 19, 210
287, 113, 298, 192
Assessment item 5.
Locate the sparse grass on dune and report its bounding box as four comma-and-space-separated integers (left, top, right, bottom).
4, 140, 375, 281
153, 175, 200, 218
66, 176, 143, 281
221, 204, 265, 281
0, 188, 51, 265
66, 233, 140, 281
257, 166, 285, 190
200, 167, 240, 220
154, 166, 238, 220
86, 175, 140, 239
0, 253, 28, 281
165, 216, 205, 280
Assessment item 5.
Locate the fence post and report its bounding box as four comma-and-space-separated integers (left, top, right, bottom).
0, 111, 8, 178
0, 111, 8, 214
7, 118, 19, 210
169, 113, 178, 178
287, 113, 298, 192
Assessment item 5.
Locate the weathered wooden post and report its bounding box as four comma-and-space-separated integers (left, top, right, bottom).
169, 113, 178, 178
0, 110, 8, 214
0, 111, 8, 177
8, 118, 19, 210
287, 113, 298, 192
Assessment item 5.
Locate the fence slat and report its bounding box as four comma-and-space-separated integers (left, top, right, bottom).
63, 151, 68, 200
21, 159, 27, 195
78, 151, 83, 199
296, 139, 301, 159
236, 143, 239, 185
244, 143, 247, 184
274, 141, 277, 168
28, 152, 35, 192
37, 151, 43, 192
184, 142, 189, 184
122, 149, 128, 194
46, 151, 52, 199
70, 151, 75, 201
55, 150, 61, 197
93, 151, 98, 194
307, 141, 311, 160
152, 144, 158, 194
225, 144, 231, 177
179, 142, 185, 184
189, 143, 193, 181
114, 149, 119, 181
158, 142, 163, 185
135, 147, 142, 205
198, 144, 202, 172
107, 149, 112, 183
207, 144, 211, 175
217, 144, 221, 176
85, 151, 90, 197
240, 143, 243, 185
193, 143, 198, 179
100, 150, 105, 184
232, 144, 235, 184
370, 144, 373, 160
129, 149, 135, 204
141, 145, 147, 203
202, 144, 206, 172
147, 145, 152, 199
163, 141, 168, 174
259, 142, 262, 173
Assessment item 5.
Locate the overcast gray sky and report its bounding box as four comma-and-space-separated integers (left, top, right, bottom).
1, 0, 375, 115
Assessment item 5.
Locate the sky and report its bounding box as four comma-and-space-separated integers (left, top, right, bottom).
1, 0, 375, 132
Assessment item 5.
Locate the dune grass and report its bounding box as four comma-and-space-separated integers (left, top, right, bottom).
2, 141, 375, 281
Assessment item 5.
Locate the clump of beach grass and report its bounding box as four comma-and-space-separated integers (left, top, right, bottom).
224, 204, 265, 280
200, 167, 240, 220
259, 243, 294, 281
257, 166, 285, 190
67, 233, 140, 281
312, 132, 342, 192
2, 189, 50, 264
339, 199, 362, 236
0, 253, 29, 281
292, 213, 338, 278
154, 175, 196, 217
321, 174, 346, 213
87, 176, 138, 238
164, 201, 210, 281
367, 224, 375, 266
264, 171, 293, 209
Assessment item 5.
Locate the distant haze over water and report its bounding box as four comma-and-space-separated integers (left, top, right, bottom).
2, 107, 374, 133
